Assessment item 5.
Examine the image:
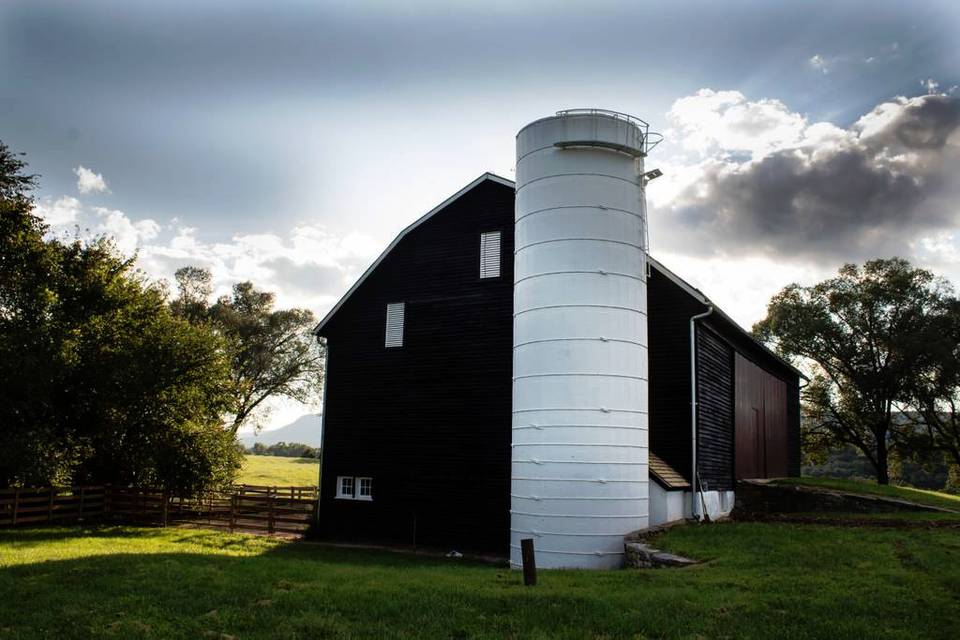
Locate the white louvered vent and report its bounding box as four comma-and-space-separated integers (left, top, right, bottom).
384, 302, 405, 348
480, 231, 501, 279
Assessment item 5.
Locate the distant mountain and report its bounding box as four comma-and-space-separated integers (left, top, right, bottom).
239, 414, 323, 448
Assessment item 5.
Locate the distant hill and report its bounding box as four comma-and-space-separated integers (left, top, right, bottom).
239, 414, 323, 448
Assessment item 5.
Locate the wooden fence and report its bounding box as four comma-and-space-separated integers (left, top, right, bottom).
0, 484, 319, 536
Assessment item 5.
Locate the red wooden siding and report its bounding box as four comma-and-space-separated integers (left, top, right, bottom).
735, 354, 789, 479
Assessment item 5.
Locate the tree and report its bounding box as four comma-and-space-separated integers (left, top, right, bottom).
0, 141, 241, 493
0, 141, 37, 199
901, 299, 960, 473
754, 258, 955, 484
173, 269, 325, 435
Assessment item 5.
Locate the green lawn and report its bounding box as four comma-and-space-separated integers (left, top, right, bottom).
1, 523, 958, 639
238, 455, 319, 487
773, 477, 960, 512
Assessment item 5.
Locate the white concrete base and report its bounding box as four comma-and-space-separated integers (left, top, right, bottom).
691, 489, 736, 521
649, 485, 736, 526
649, 482, 689, 526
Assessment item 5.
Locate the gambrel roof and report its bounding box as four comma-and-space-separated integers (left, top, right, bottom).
312, 171, 805, 380
313, 173, 513, 334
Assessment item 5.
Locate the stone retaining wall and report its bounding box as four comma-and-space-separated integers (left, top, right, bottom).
733, 480, 944, 517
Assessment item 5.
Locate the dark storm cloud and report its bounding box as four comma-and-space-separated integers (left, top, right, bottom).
662, 95, 960, 261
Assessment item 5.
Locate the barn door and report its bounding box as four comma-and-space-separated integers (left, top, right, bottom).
735, 354, 788, 479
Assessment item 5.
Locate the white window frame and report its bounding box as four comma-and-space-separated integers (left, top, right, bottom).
336, 475, 355, 500
385, 302, 405, 348
336, 475, 373, 501
479, 231, 502, 279
356, 477, 373, 501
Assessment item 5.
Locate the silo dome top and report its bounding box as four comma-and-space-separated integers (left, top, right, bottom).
517, 108, 662, 158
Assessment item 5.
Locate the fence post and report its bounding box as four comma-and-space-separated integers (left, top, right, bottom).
12, 488, 19, 526
521, 538, 538, 587
268, 488, 275, 534
48, 488, 55, 523
162, 489, 169, 527
229, 494, 236, 533
79, 486, 85, 521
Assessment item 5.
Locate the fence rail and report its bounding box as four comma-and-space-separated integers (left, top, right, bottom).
0, 484, 318, 535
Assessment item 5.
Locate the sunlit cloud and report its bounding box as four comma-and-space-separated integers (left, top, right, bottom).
74, 165, 110, 194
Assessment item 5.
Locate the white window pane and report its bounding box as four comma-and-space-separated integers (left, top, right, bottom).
357, 477, 373, 500
480, 231, 501, 279
337, 476, 354, 499
385, 303, 405, 348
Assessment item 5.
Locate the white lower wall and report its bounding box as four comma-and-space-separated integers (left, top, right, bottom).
649, 485, 736, 526
649, 482, 689, 526
692, 489, 736, 521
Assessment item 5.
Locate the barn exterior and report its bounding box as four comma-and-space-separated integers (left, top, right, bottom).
313, 111, 802, 568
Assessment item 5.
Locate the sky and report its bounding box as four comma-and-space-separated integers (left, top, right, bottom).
3, 1, 959, 430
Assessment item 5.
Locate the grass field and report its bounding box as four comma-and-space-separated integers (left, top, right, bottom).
1, 522, 958, 639
773, 477, 960, 512
238, 455, 319, 487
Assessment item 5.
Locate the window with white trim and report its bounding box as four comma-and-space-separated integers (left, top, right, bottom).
479, 231, 501, 279
336, 476, 354, 499
336, 476, 373, 501
356, 477, 373, 501
385, 302, 405, 348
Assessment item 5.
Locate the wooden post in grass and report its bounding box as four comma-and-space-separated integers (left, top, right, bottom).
268, 489, 275, 534
48, 487, 55, 523
521, 538, 537, 586
79, 486, 85, 521
161, 489, 169, 527
11, 488, 19, 526
229, 494, 236, 533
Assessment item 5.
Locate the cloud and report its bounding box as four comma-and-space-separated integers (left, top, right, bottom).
666, 89, 806, 160
91, 206, 161, 254
921, 78, 940, 95
32, 195, 82, 226
654, 91, 960, 262
33, 193, 380, 317
74, 165, 110, 194
809, 54, 829, 74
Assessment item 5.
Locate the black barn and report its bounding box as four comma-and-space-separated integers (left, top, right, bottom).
314, 173, 801, 555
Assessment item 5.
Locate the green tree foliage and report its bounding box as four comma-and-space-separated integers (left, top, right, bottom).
0, 142, 37, 199
754, 258, 955, 484
172, 268, 325, 435
901, 298, 960, 470
249, 442, 320, 458
0, 142, 241, 493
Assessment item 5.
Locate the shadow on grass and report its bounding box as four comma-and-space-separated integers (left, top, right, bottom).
289, 458, 320, 466
0, 525, 173, 546
1, 523, 959, 640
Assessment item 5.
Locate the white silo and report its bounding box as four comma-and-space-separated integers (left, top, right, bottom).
511, 109, 660, 569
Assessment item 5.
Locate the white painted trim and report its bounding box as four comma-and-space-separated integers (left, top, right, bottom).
356, 477, 373, 501
313, 173, 514, 334
335, 475, 354, 500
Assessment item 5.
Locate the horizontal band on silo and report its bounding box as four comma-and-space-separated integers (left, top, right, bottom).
515, 205, 643, 224
516, 172, 640, 193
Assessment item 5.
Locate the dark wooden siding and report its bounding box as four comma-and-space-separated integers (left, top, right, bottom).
696, 325, 735, 492
318, 178, 514, 554
648, 265, 801, 484
317, 178, 801, 555
647, 267, 705, 481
